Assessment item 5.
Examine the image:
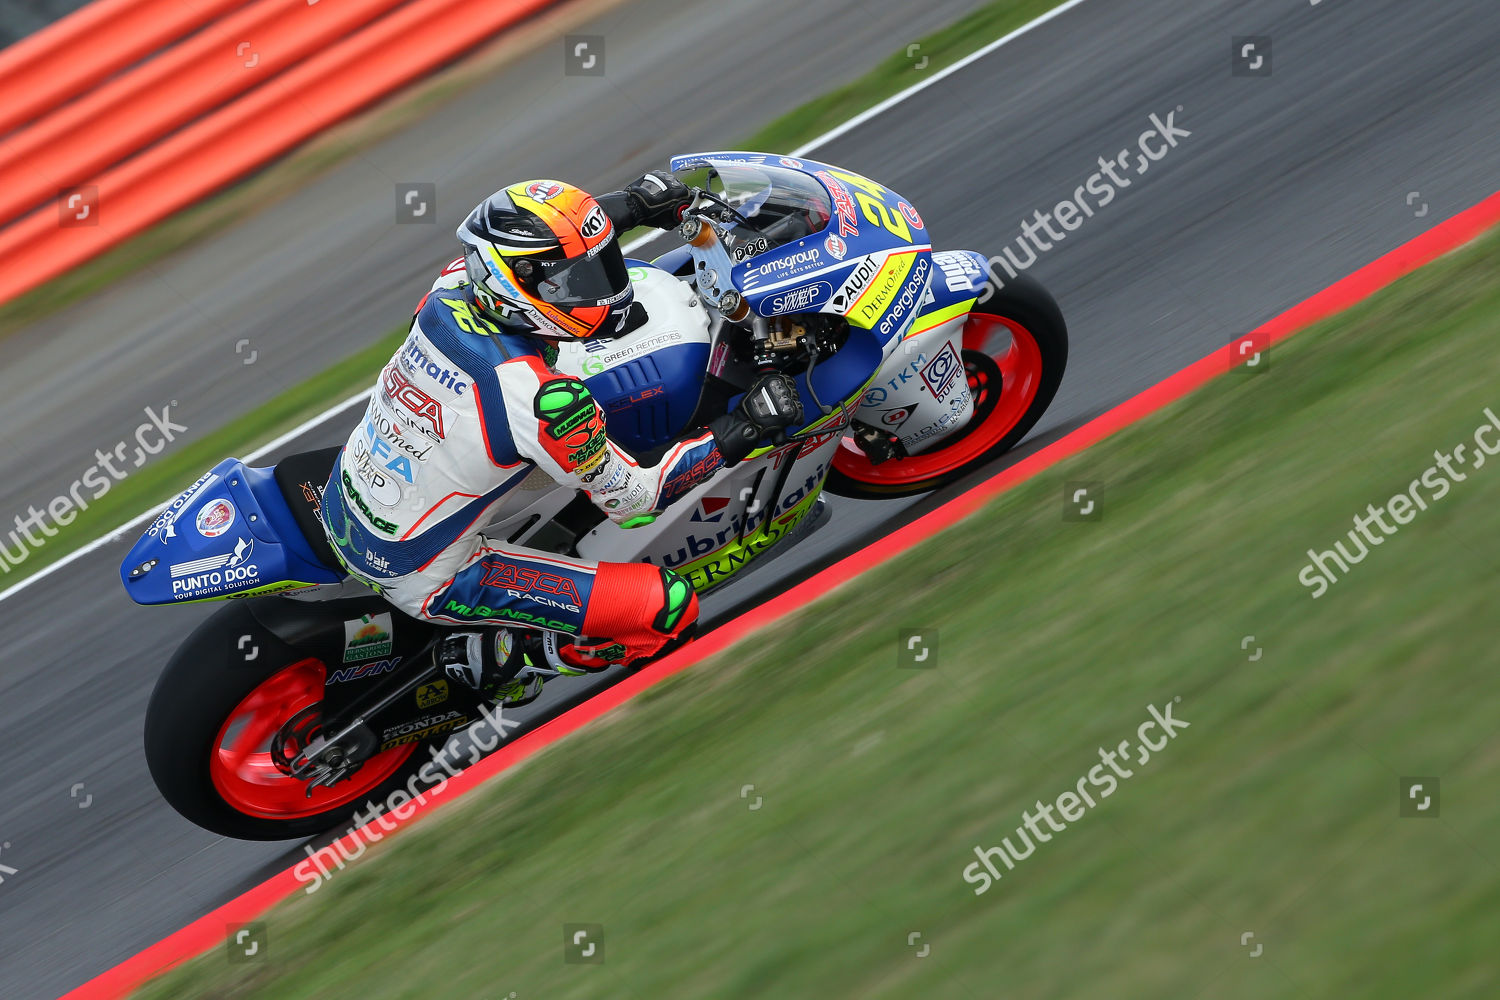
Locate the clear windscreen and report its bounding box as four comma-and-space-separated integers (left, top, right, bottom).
707, 163, 834, 256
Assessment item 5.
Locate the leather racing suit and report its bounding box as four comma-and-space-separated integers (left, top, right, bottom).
319, 258, 720, 667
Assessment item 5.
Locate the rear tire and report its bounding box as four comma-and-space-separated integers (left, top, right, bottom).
144, 607, 430, 841
827, 272, 1067, 499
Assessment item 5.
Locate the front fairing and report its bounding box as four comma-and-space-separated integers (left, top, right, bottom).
667, 152, 934, 345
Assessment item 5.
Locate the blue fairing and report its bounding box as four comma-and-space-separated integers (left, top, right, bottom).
667, 152, 932, 345
648, 245, 693, 276
927, 250, 989, 312
581, 259, 710, 454
585, 344, 709, 454
121, 459, 343, 606
723, 326, 884, 432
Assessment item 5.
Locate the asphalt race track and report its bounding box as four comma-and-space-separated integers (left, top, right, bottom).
3, 0, 1500, 996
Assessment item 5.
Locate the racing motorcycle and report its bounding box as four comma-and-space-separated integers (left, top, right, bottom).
125, 152, 1067, 840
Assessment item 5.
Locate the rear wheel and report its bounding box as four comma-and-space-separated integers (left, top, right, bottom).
145, 645, 428, 841
827, 272, 1067, 498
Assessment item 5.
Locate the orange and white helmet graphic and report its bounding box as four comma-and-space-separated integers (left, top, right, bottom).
456, 181, 632, 340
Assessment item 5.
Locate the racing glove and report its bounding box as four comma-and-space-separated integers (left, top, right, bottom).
620, 170, 693, 230
708, 372, 804, 466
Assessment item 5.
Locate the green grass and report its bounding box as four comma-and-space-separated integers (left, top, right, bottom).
0, 325, 402, 583
136, 231, 1500, 996
742, 0, 1071, 153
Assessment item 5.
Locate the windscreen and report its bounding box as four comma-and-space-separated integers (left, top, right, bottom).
709, 163, 834, 258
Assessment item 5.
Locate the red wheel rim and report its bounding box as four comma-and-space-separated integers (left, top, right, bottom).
834, 313, 1045, 485
209, 658, 417, 820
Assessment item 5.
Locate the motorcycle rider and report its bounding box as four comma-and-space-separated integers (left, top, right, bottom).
321, 171, 803, 704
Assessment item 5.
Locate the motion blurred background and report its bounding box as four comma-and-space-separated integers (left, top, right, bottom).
0, 0, 85, 47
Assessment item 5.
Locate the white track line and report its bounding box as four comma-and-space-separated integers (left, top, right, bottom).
0, 0, 1093, 607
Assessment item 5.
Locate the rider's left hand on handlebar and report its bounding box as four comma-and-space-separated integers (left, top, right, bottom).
623, 170, 693, 230
709, 373, 804, 466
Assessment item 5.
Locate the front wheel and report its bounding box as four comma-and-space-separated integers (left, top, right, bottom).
144, 609, 429, 840
827, 272, 1068, 498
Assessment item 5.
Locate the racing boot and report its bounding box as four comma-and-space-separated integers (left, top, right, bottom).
535, 624, 699, 676
538, 632, 626, 674
436, 630, 546, 707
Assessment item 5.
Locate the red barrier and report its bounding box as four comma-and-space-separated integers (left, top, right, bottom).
0, 0, 411, 227
0, 0, 559, 306
0, 0, 249, 136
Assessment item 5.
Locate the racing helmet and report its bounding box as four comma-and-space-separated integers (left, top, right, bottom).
457, 180, 632, 339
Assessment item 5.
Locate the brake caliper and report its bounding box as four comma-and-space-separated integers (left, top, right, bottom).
850, 421, 906, 465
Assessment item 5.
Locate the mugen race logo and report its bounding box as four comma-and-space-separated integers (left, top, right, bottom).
533, 377, 605, 469
382, 366, 447, 440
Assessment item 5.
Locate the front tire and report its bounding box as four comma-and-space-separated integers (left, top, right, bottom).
144, 607, 429, 841
827, 272, 1068, 498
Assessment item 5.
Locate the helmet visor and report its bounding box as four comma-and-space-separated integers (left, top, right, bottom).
532, 242, 630, 306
